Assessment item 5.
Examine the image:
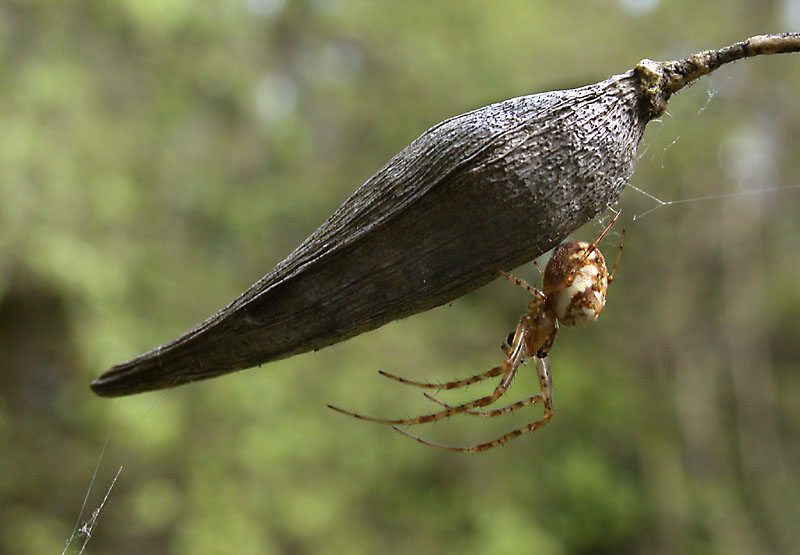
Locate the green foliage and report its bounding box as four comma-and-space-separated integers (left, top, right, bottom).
2, 1, 799, 553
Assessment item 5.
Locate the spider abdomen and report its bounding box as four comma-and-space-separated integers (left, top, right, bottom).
543, 241, 609, 327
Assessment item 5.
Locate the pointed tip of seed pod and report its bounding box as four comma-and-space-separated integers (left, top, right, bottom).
89, 360, 155, 397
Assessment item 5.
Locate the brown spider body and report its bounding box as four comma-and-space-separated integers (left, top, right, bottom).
329, 212, 624, 452
544, 241, 610, 327
516, 296, 558, 359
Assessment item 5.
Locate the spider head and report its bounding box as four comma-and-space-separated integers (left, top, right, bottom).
543, 240, 609, 327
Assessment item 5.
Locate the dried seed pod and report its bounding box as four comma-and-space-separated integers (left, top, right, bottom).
92, 34, 800, 397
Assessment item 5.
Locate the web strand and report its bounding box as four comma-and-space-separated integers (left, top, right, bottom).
78, 465, 123, 555
63, 376, 180, 552
627, 183, 800, 220
62, 430, 112, 555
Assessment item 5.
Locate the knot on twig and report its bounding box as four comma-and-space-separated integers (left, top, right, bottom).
634, 58, 670, 120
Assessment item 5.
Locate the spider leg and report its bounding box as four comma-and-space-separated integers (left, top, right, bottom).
392, 406, 551, 452
499, 270, 547, 303
328, 360, 518, 425
607, 229, 625, 284
590, 210, 621, 251
381, 307, 540, 390
377, 366, 505, 390
328, 327, 530, 425
576, 210, 622, 269
392, 357, 554, 452
423, 392, 542, 417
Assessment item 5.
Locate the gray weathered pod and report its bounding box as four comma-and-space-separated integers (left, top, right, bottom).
92, 34, 800, 396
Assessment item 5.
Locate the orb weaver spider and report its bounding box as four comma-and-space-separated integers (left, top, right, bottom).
329, 211, 625, 452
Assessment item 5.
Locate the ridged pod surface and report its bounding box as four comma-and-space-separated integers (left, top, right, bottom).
92, 34, 800, 396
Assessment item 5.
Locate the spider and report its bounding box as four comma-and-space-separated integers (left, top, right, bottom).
329, 211, 625, 452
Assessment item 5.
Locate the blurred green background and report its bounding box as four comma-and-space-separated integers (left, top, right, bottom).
2, 0, 799, 553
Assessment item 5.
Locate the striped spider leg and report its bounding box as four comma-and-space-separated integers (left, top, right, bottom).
393, 355, 553, 452
327, 271, 558, 433
390, 270, 557, 451
422, 390, 542, 418
329, 211, 624, 451
327, 322, 535, 426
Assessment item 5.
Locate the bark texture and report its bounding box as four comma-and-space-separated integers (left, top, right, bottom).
91, 34, 800, 396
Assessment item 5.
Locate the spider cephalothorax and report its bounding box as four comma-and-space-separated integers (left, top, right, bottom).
330, 211, 624, 452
